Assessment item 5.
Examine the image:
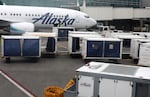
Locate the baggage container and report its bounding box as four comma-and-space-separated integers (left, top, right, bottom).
24, 32, 57, 55
76, 62, 150, 97
110, 33, 144, 55
53, 27, 75, 40
82, 37, 122, 59
138, 43, 150, 66
69, 31, 98, 35
1, 35, 41, 62
68, 32, 102, 55
133, 32, 150, 38
130, 38, 150, 59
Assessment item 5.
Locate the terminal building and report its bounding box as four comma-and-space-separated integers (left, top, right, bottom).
1, 0, 150, 31
79, 0, 150, 31
2, 0, 149, 8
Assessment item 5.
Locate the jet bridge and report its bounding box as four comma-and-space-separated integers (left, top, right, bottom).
80, 7, 150, 20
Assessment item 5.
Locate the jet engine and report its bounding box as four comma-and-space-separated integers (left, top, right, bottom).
9, 22, 34, 34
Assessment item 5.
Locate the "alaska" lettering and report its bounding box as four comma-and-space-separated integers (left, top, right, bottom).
32, 13, 75, 26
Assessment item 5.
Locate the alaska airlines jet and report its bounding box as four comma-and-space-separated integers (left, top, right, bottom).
0, 5, 97, 34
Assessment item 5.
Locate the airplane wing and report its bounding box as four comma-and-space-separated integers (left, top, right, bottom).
0, 17, 22, 23
0, 18, 23, 27
0, 20, 10, 27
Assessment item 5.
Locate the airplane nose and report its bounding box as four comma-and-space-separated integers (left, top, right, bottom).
88, 18, 97, 28
91, 18, 97, 26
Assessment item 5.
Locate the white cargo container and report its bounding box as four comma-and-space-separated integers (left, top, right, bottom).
110, 33, 144, 55
68, 33, 102, 55
81, 37, 122, 60
138, 43, 150, 66
133, 32, 150, 38
24, 32, 57, 55
69, 31, 98, 35
53, 27, 75, 40
130, 38, 150, 60
76, 62, 150, 97
1, 35, 41, 62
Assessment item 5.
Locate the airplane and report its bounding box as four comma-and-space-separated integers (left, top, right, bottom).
0, 4, 97, 34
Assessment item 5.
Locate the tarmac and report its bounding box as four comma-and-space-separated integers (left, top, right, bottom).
0, 30, 86, 97
0, 33, 136, 97
0, 54, 85, 97
0, 55, 136, 97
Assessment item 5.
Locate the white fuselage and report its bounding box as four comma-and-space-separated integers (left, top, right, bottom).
0, 5, 97, 29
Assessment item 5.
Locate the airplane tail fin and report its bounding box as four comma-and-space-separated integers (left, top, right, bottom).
0, 1, 6, 5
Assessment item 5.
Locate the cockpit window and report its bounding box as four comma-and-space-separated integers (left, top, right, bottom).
84, 15, 90, 18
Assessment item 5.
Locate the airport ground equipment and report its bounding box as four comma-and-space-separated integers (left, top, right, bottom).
98, 26, 111, 37
43, 86, 64, 97
64, 83, 76, 97
110, 33, 144, 56
69, 31, 98, 34
133, 32, 150, 38
53, 27, 75, 40
138, 43, 150, 66
76, 61, 150, 97
63, 79, 76, 97
81, 37, 122, 60
1, 35, 41, 62
130, 38, 150, 63
68, 31, 102, 55
43, 79, 76, 97
24, 32, 57, 55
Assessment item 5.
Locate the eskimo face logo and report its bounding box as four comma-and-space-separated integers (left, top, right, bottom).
32, 12, 75, 26
80, 83, 91, 87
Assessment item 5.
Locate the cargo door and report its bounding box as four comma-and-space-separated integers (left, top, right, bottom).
99, 78, 116, 97
115, 80, 132, 97
4, 39, 21, 56
78, 76, 94, 97
46, 37, 56, 52
87, 41, 103, 57
23, 39, 40, 56
104, 41, 121, 58
58, 28, 74, 40
72, 37, 80, 52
